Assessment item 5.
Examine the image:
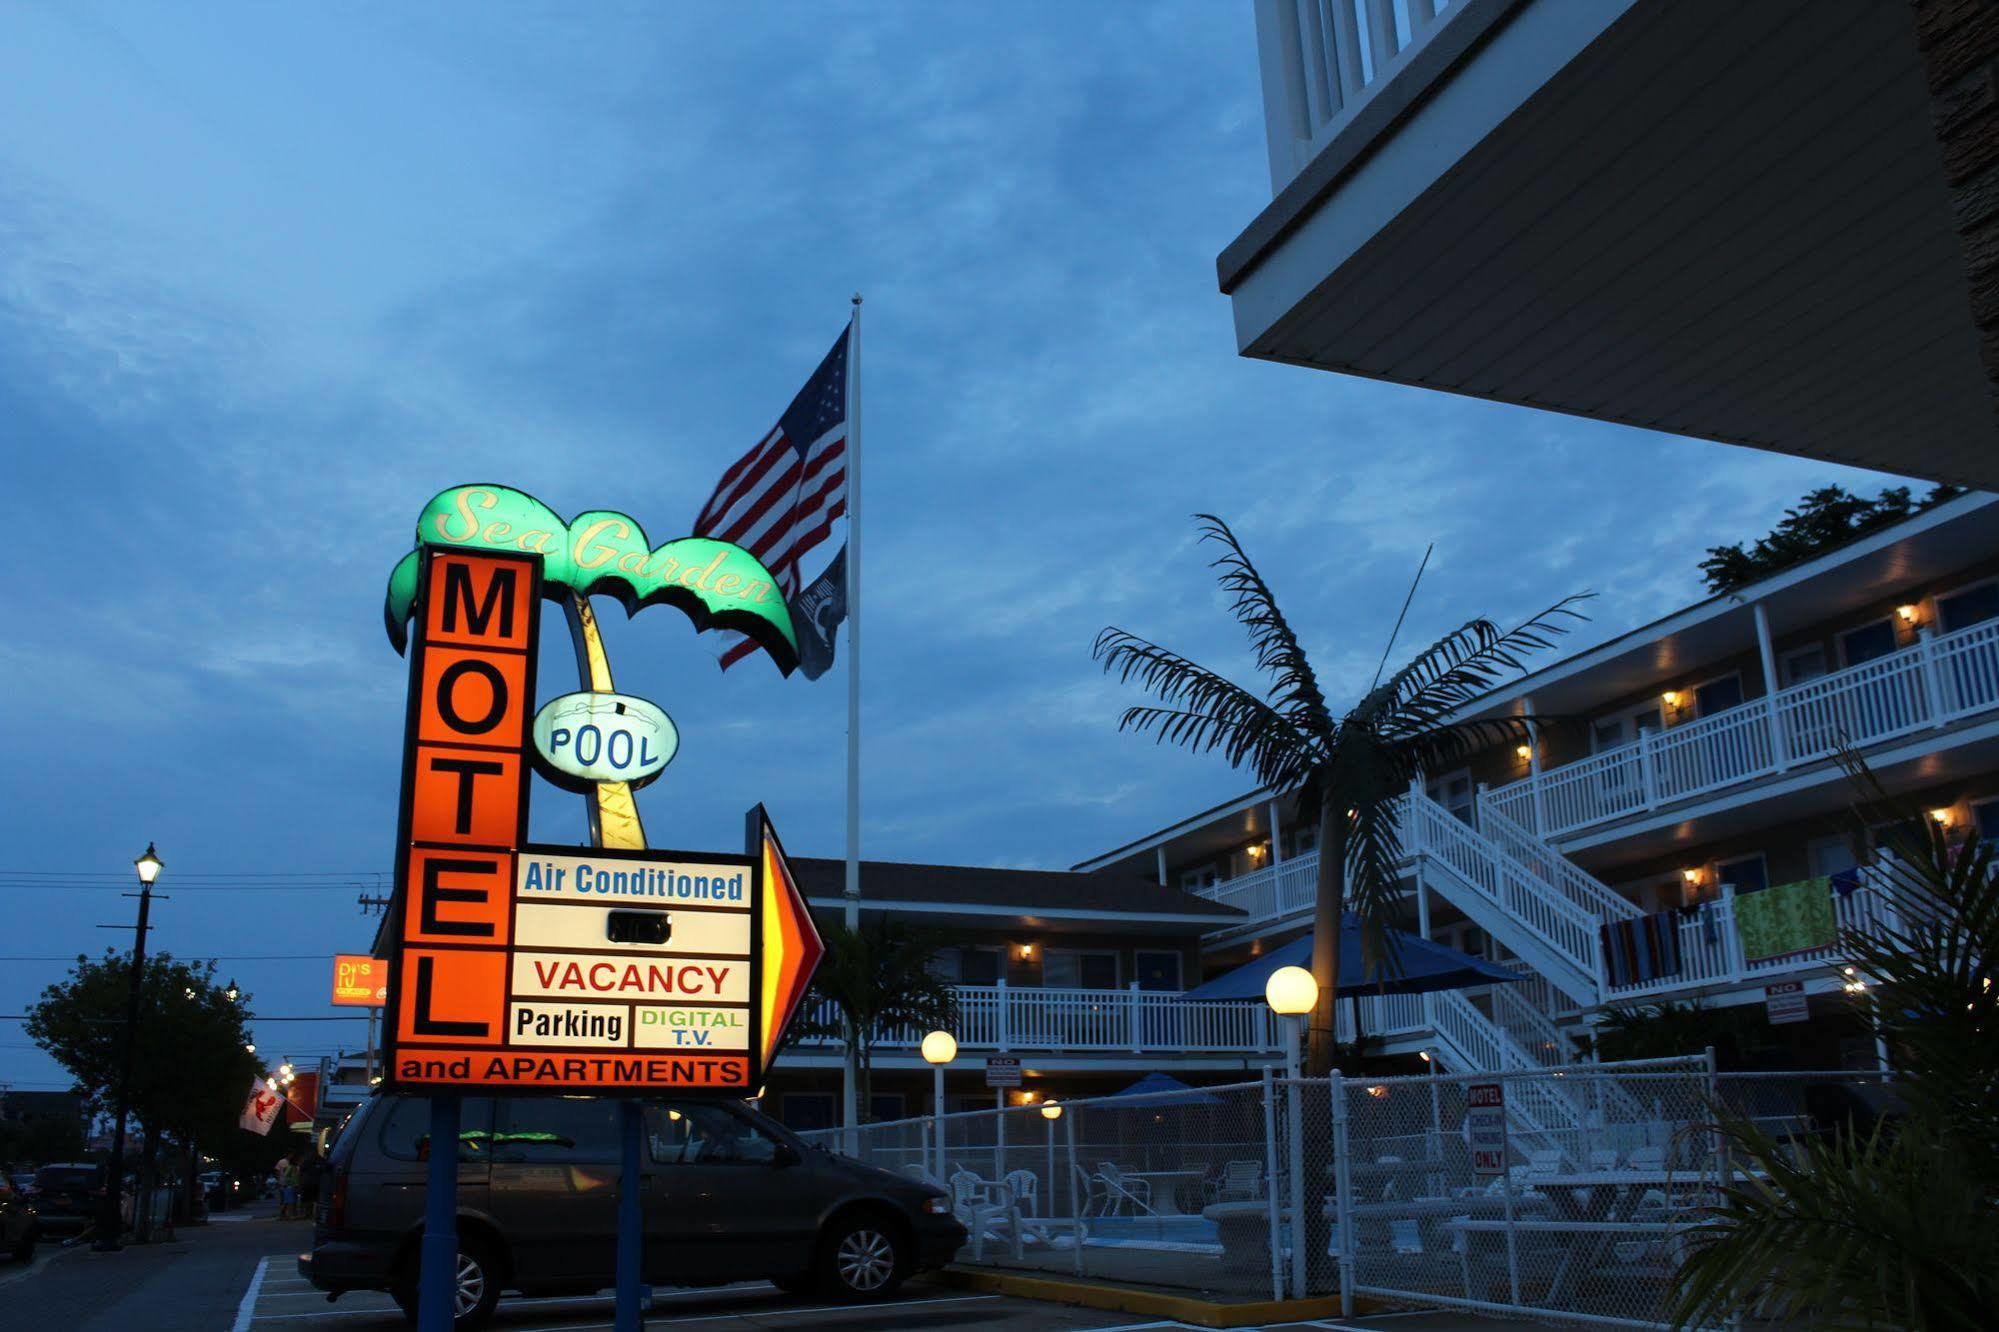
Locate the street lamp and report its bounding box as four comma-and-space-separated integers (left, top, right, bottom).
97, 843, 164, 1251
1040, 1100, 1062, 1223
224, 979, 241, 1003
1265, 966, 1317, 1081
921, 1030, 956, 1182
1264, 963, 1316, 1299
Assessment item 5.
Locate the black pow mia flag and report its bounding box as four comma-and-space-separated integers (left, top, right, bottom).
788, 544, 847, 681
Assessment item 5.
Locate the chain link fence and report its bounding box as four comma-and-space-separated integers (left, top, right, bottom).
800, 1058, 1893, 1325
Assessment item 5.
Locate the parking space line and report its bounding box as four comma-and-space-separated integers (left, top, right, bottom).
505, 1293, 1002, 1331
232, 1257, 269, 1332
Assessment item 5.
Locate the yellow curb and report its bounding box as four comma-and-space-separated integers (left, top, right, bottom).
931, 1266, 1388, 1328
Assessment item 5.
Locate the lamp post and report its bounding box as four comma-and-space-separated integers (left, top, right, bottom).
1040, 1101, 1062, 1225
97, 842, 163, 1251
1264, 965, 1316, 1298
921, 1030, 956, 1182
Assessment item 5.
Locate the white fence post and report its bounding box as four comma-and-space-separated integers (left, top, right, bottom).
1261, 1067, 1284, 1302
1330, 1069, 1354, 1318
1129, 982, 1143, 1053
1287, 1073, 1308, 1298
1638, 729, 1659, 809
996, 978, 1010, 1053
1919, 627, 1949, 723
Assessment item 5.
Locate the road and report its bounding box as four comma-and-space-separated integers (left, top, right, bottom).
0, 1202, 1514, 1331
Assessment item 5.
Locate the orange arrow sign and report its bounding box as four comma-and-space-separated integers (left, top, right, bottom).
752, 806, 824, 1069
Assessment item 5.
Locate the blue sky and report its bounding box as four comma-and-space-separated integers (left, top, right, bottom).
0, 3, 1891, 1095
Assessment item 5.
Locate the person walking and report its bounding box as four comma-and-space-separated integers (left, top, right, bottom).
276, 1153, 300, 1221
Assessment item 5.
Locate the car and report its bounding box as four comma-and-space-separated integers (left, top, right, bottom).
7, 1173, 34, 1194
301, 1092, 965, 1328
200, 1170, 236, 1212
25, 1163, 104, 1235
0, 1176, 39, 1263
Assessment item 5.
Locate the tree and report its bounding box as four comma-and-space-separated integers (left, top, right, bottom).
1699, 484, 1962, 594
26, 953, 261, 1226
1094, 515, 1586, 1073
1668, 759, 1999, 1329
792, 918, 958, 1122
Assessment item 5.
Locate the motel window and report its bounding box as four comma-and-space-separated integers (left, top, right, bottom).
1937, 579, 1999, 634
1841, 620, 1898, 667
497, 1097, 621, 1164
1591, 703, 1663, 753
1289, 822, 1317, 856
1973, 798, 1999, 842
379, 1096, 494, 1163
1781, 645, 1828, 686
1180, 866, 1219, 893
1715, 854, 1769, 898
1044, 950, 1119, 990
869, 1094, 906, 1123
1135, 951, 1183, 991
1693, 674, 1744, 716
933, 946, 1002, 986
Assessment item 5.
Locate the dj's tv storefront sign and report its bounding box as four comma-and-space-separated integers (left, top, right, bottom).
380, 543, 821, 1095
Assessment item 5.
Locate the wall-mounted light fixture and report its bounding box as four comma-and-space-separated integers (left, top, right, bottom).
1662, 691, 1682, 708
1930, 807, 1955, 828
1018, 942, 1036, 961
1515, 744, 1532, 761
1897, 603, 1922, 625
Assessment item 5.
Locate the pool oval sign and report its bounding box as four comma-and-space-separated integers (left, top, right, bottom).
530, 691, 678, 793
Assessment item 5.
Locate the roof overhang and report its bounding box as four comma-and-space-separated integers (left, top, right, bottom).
1222, 0, 1998, 488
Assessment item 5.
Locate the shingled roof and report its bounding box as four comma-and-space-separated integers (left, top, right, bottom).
789, 856, 1240, 919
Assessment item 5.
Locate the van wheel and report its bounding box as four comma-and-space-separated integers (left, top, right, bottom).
393, 1235, 502, 1328
815, 1214, 905, 1301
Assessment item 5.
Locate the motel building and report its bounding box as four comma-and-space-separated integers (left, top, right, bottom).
1077, 491, 1999, 1088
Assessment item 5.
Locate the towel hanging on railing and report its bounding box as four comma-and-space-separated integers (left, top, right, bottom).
1599, 911, 1683, 988
1733, 876, 1836, 963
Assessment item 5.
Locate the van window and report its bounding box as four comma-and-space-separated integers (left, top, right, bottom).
495, 1098, 622, 1164
378, 1097, 495, 1163
648, 1102, 782, 1165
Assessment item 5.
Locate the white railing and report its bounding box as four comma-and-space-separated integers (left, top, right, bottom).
793, 983, 1281, 1056
1478, 800, 1641, 922
1336, 989, 1429, 1044
1602, 867, 1899, 1003
1201, 853, 1318, 927
1489, 619, 1999, 840
1407, 794, 1604, 989
1257, 0, 1470, 187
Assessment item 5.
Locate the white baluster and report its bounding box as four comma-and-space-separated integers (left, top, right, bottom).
996, 978, 1009, 1054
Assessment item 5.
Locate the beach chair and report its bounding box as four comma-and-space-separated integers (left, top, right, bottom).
949, 1169, 1023, 1260
1215, 1159, 1262, 1202
1071, 1163, 1110, 1218
1095, 1162, 1152, 1216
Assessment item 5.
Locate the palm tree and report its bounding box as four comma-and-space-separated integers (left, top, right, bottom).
1668, 758, 1999, 1330
1093, 515, 1586, 1073
792, 918, 960, 1122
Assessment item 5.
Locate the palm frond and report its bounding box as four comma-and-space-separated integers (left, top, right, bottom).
1194, 515, 1336, 739
1382, 715, 1554, 773
1374, 595, 1592, 723
1094, 627, 1325, 784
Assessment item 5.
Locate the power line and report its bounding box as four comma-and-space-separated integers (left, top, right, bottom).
0, 881, 364, 893
0, 954, 339, 962
0, 869, 387, 879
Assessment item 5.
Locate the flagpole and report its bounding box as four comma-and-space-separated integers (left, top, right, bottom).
842, 294, 863, 1141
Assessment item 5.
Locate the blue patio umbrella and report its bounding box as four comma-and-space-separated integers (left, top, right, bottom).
1178, 914, 1518, 1002
1108, 1072, 1221, 1104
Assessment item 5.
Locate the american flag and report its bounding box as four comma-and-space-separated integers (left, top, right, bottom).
694, 328, 850, 672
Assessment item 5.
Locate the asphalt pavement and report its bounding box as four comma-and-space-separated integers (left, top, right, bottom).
0, 1202, 1525, 1331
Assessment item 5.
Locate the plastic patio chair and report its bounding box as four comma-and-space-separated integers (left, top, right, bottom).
1095, 1162, 1153, 1216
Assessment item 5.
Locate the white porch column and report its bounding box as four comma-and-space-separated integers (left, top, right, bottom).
1155, 845, 1168, 886
1522, 694, 1547, 833
1753, 601, 1787, 769
1268, 798, 1284, 864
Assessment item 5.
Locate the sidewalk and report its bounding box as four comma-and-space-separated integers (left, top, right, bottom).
1, 1202, 304, 1332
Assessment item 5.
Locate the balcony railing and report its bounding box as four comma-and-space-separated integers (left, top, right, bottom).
794, 983, 1282, 1056
1486, 619, 1999, 840
1602, 867, 1900, 1003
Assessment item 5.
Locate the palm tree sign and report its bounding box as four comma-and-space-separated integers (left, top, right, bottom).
1093, 516, 1587, 1074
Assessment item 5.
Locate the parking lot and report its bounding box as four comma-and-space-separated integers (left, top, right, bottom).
235, 1253, 1498, 1331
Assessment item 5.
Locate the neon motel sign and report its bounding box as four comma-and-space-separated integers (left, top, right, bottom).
376, 488, 822, 1096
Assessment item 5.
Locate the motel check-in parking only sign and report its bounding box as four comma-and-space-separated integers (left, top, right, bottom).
382, 545, 820, 1097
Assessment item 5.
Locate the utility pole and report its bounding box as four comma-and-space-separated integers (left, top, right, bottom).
96, 843, 164, 1252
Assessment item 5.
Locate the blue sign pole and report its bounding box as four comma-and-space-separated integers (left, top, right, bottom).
418, 1094, 461, 1332
615, 1098, 645, 1330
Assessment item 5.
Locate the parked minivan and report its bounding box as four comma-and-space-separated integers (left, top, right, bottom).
301, 1092, 965, 1327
